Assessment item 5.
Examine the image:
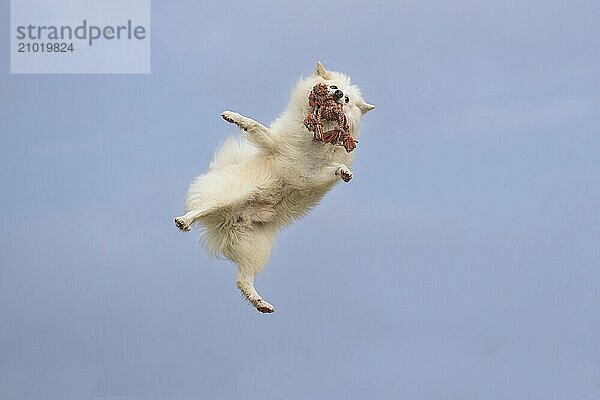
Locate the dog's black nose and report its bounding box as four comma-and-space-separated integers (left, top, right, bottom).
333, 90, 343, 100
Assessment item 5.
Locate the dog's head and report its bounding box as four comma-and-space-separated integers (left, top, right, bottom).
294, 62, 375, 138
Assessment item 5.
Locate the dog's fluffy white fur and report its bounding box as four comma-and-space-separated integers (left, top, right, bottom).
175, 62, 374, 313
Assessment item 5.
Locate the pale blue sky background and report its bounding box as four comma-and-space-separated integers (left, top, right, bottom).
2, 1, 600, 399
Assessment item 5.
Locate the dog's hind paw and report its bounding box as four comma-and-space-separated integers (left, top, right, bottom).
174, 216, 191, 232
255, 299, 275, 314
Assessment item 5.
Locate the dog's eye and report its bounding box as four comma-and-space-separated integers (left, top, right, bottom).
330, 85, 338, 89
345, 96, 349, 103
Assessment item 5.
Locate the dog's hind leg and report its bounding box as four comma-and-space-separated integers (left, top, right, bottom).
237, 271, 274, 313
226, 227, 277, 313
175, 172, 263, 231
174, 208, 211, 232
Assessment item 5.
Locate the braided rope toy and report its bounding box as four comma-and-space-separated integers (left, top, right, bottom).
303, 83, 357, 153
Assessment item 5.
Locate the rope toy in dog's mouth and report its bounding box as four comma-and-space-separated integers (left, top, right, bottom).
303, 83, 357, 152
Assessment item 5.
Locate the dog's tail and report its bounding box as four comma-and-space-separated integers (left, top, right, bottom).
184, 135, 275, 257
209, 136, 257, 171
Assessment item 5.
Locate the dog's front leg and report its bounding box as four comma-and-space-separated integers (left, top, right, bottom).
335, 164, 353, 182
314, 163, 353, 184
221, 111, 275, 153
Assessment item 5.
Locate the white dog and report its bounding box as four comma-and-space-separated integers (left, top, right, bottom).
175, 62, 374, 313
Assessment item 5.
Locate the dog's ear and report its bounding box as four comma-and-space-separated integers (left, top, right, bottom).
358, 100, 376, 114
315, 61, 332, 80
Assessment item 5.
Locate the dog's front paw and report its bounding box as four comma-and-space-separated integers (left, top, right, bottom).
336, 166, 353, 182
221, 110, 240, 124
221, 111, 249, 131
174, 216, 191, 232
